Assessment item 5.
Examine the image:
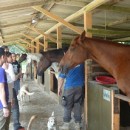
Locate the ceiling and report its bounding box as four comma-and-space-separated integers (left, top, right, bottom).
0, 0, 130, 50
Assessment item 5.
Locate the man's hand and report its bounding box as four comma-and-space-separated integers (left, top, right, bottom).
3, 108, 10, 117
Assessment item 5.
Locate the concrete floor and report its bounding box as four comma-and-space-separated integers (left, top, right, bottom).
9, 80, 63, 130
9, 80, 84, 130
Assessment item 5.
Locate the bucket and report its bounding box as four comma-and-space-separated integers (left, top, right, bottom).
95, 76, 116, 84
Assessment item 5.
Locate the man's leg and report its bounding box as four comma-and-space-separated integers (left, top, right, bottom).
5, 103, 11, 130
60, 89, 74, 130
14, 80, 20, 95
73, 87, 83, 130
0, 110, 6, 130
12, 88, 21, 130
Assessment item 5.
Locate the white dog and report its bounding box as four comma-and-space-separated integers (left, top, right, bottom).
18, 84, 34, 102
47, 112, 58, 130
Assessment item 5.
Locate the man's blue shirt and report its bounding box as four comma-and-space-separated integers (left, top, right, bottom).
0, 67, 9, 109
59, 63, 85, 90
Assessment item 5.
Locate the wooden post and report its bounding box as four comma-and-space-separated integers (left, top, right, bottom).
84, 12, 92, 128
111, 91, 120, 130
31, 41, 34, 53
57, 27, 62, 49
36, 40, 40, 53
44, 36, 48, 52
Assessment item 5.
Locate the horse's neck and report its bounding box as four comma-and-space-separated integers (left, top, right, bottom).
85, 38, 119, 74
48, 53, 63, 63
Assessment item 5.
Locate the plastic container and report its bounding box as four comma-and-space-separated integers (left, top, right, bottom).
95, 76, 116, 84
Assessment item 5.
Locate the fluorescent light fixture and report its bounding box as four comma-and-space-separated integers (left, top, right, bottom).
32, 19, 37, 24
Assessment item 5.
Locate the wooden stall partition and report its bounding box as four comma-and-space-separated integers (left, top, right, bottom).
113, 92, 120, 130
85, 59, 92, 128
87, 81, 119, 130
84, 12, 92, 129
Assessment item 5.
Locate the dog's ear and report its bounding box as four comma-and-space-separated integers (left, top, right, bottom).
51, 111, 54, 116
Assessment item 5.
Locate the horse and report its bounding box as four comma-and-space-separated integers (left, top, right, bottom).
37, 48, 68, 77
59, 31, 130, 99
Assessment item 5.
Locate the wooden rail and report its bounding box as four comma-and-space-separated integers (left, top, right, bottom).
115, 94, 130, 102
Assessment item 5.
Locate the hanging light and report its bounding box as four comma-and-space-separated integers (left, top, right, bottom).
32, 19, 37, 24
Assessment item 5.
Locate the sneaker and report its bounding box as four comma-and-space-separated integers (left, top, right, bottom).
75, 123, 81, 130
59, 122, 70, 130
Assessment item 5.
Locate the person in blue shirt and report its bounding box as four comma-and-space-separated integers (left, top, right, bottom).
0, 47, 10, 130
58, 63, 85, 130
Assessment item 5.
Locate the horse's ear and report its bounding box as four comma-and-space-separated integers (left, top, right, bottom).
79, 30, 86, 43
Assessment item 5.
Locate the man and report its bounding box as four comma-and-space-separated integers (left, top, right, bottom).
58, 63, 85, 130
0, 47, 10, 130
11, 53, 24, 130
12, 53, 22, 95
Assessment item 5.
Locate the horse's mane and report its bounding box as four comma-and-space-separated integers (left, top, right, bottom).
85, 37, 130, 48
40, 47, 68, 55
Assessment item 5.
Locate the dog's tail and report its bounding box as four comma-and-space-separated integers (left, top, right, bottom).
27, 115, 37, 130
51, 111, 54, 116
23, 89, 34, 96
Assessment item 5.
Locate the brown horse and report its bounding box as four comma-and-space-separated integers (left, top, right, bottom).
59, 31, 130, 98
37, 48, 68, 76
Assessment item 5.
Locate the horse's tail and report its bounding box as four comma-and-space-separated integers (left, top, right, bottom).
27, 115, 37, 130
23, 89, 34, 96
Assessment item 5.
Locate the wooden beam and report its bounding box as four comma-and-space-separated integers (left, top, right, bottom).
22, 34, 39, 51
19, 38, 37, 49
22, 33, 44, 47
113, 37, 130, 42
44, 36, 48, 51
99, 4, 130, 14
36, 40, 40, 53
1, 21, 31, 28
107, 17, 130, 27
87, 28, 130, 36
57, 27, 62, 49
27, 26, 57, 43
15, 41, 29, 50
56, 1, 87, 8
32, 6, 83, 34
84, 12, 92, 37
0, 1, 46, 12
22, 33, 35, 41
33, 0, 110, 40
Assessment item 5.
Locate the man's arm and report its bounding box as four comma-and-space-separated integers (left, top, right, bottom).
58, 77, 64, 96
15, 67, 22, 80
0, 83, 9, 117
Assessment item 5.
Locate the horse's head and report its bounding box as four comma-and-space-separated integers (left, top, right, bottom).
18, 54, 27, 63
59, 31, 88, 73
37, 48, 68, 76
37, 53, 51, 76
